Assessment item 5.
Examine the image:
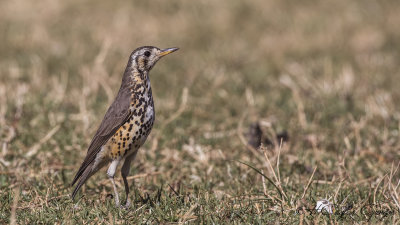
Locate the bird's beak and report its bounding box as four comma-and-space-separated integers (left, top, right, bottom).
159, 47, 179, 57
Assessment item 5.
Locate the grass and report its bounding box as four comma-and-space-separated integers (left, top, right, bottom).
1, 0, 400, 223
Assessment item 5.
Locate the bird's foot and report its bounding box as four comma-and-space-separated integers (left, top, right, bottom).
119, 199, 131, 209
125, 198, 131, 208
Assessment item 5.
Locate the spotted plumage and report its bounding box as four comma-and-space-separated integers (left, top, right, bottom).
71, 46, 179, 207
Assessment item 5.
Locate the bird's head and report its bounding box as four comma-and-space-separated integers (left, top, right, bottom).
129, 46, 179, 72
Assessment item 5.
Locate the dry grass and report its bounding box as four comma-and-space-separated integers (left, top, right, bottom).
1, 0, 400, 223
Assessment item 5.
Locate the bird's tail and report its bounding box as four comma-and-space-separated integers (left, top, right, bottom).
71, 164, 93, 199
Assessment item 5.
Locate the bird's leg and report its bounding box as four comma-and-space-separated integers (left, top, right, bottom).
121, 150, 138, 208
109, 177, 120, 207
107, 160, 121, 207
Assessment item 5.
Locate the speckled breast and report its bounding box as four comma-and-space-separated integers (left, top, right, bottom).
104, 85, 155, 160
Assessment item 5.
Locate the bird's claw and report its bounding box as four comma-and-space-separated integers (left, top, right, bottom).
125, 199, 131, 208
119, 199, 131, 209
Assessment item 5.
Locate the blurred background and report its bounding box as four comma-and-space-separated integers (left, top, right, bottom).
1, 0, 400, 223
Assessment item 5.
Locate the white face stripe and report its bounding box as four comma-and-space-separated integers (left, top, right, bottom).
130, 47, 162, 71
130, 48, 158, 59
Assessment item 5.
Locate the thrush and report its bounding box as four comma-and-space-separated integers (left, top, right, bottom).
71, 46, 179, 208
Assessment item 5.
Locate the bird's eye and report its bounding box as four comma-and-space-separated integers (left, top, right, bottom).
144, 51, 151, 57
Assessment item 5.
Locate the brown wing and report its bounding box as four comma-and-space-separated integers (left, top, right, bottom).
71, 84, 132, 189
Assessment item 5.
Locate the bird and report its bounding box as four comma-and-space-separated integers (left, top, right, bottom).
71, 46, 179, 208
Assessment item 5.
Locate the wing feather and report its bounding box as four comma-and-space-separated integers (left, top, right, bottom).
71, 85, 132, 187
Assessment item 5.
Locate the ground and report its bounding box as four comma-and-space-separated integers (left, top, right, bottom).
1, 0, 400, 224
